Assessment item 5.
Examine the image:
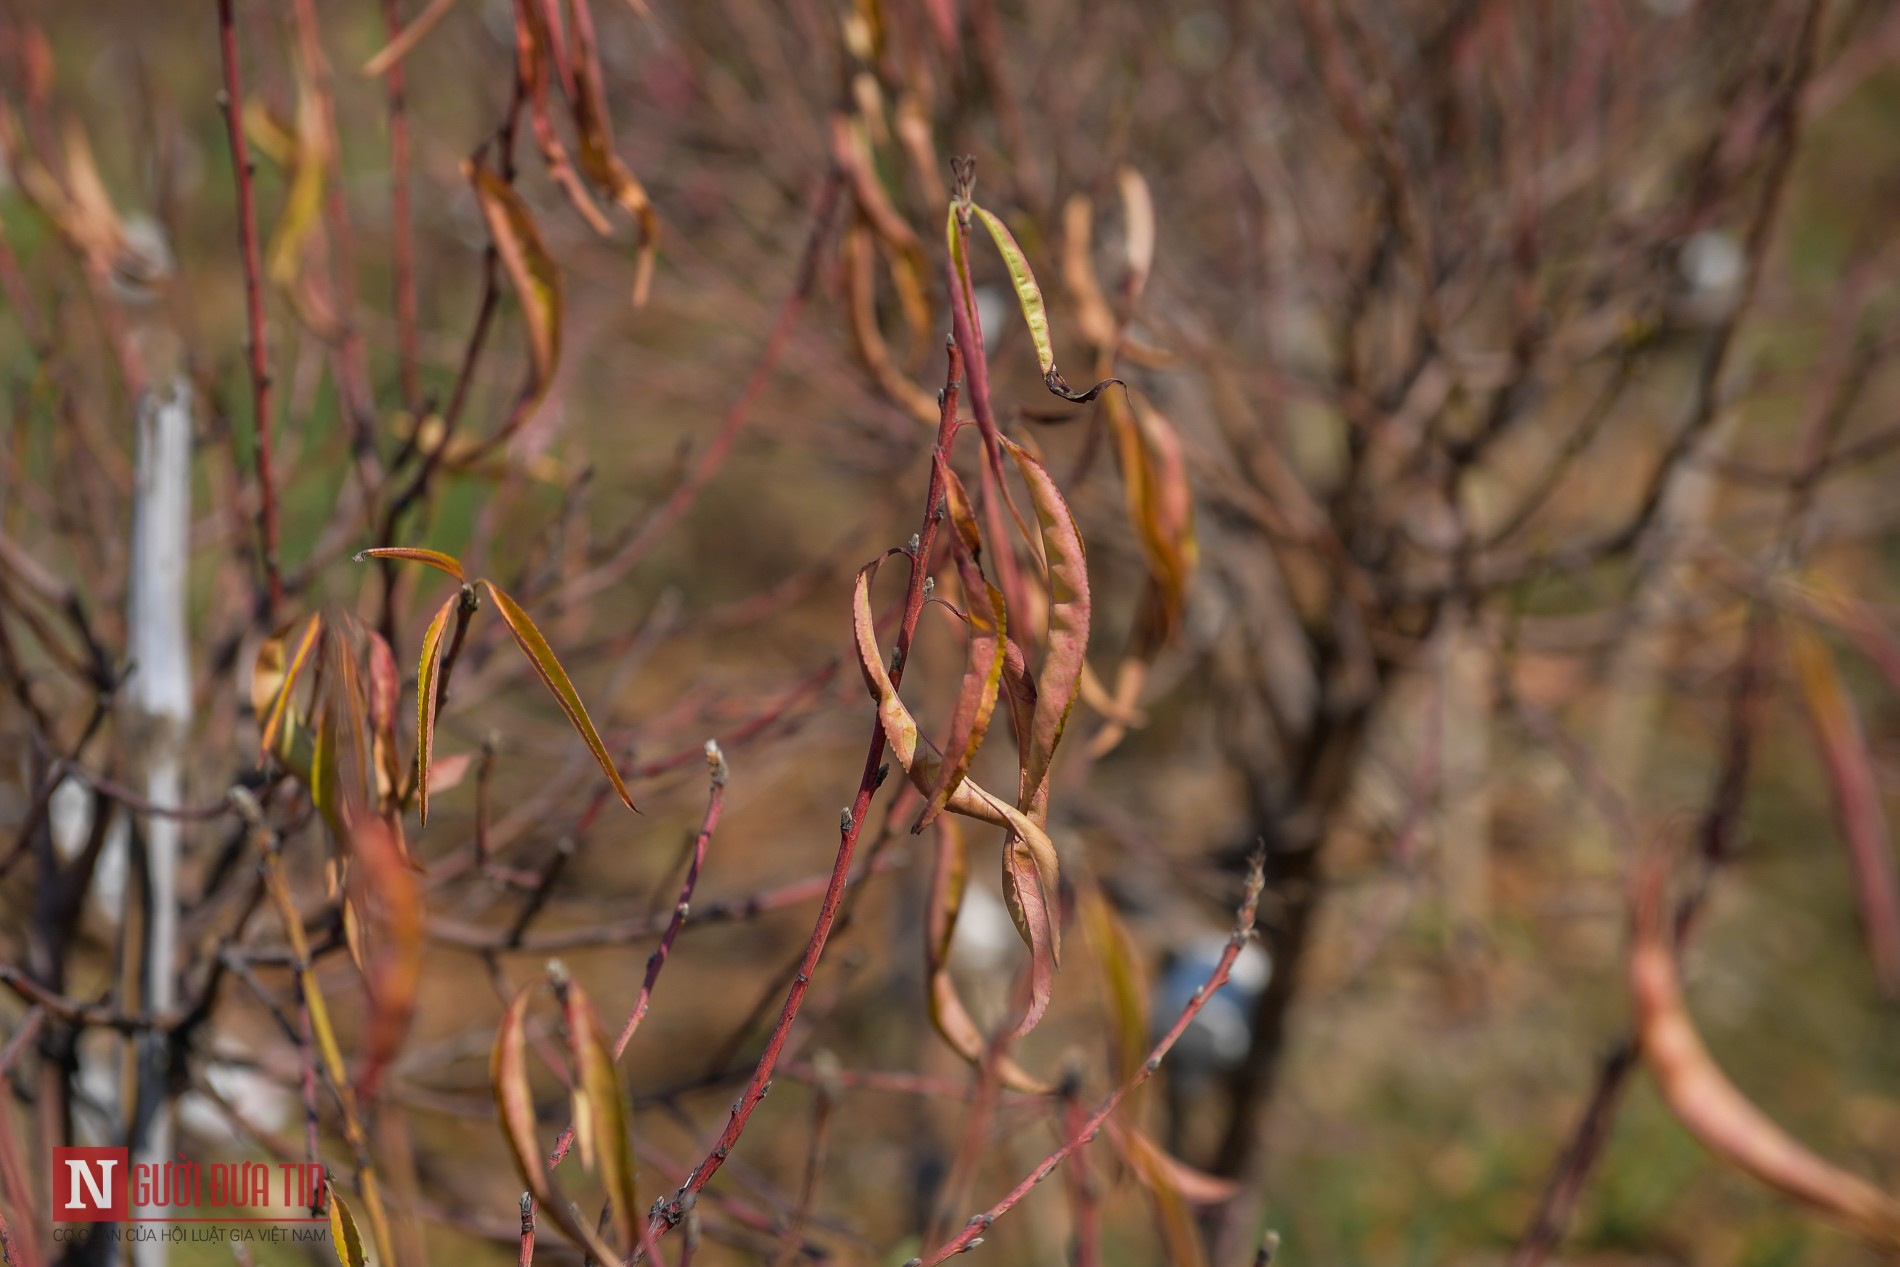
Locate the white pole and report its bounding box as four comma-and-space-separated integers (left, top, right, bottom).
127, 371, 193, 1266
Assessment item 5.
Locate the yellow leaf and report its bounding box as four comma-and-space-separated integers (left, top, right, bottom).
481, 581, 637, 812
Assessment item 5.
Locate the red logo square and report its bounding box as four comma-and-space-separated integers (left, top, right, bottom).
52, 1147, 128, 1222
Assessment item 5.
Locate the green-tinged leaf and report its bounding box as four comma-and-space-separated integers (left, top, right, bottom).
356, 546, 465, 582
947, 203, 981, 349
264, 74, 329, 288
971, 202, 1122, 404
414, 592, 459, 826
465, 161, 564, 401
1786, 619, 1900, 998
492, 983, 628, 1267
1000, 435, 1091, 818
258, 614, 323, 762
970, 205, 1053, 376
557, 977, 640, 1253
481, 581, 637, 812
566, 0, 659, 305
327, 1188, 367, 1267
262, 861, 350, 1086
1080, 883, 1148, 1083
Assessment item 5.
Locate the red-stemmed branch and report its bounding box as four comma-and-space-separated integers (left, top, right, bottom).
645, 339, 966, 1241
512, 740, 729, 1264
381, 0, 422, 415
216, 0, 283, 620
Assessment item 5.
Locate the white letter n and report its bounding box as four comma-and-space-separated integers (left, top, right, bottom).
67, 1159, 115, 1209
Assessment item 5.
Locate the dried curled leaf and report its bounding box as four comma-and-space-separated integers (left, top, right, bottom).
845, 223, 938, 424
465, 160, 564, 404
1000, 435, 1091, 818
924, 818, 1050, 1091
918, 485, 1008, 831
482, 581, 637, 813
854, 555, 1062, 984
1001, 838, 1058, 1035
566, 0, 659, 305
1631, 859, 1900, 1248
1089, 390, 1197, 757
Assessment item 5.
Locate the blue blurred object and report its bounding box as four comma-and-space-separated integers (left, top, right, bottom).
1154, 934, 1271, 1089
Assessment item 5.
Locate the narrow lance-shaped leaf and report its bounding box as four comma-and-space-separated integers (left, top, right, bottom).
1000, 435, 1092, 818
846, 223, 938, 425
466, 160, 564, 403
264, 73, 330, 288
970, 202, 1122, 404
414, 592, 460, 826
258, 614, 324, 762
1112, 1122, 1223, 1267
1105, 1120, 1239, 1206
356, 546, 466, 582
492, 983, 630, 1267
1062, 194, 1118, 348
1785, 619, 1900, 998
482, 581, 637, 812
327, 1188, 367, 1267
1630, 859, 1900, 1248
556, 973, 641, 1253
